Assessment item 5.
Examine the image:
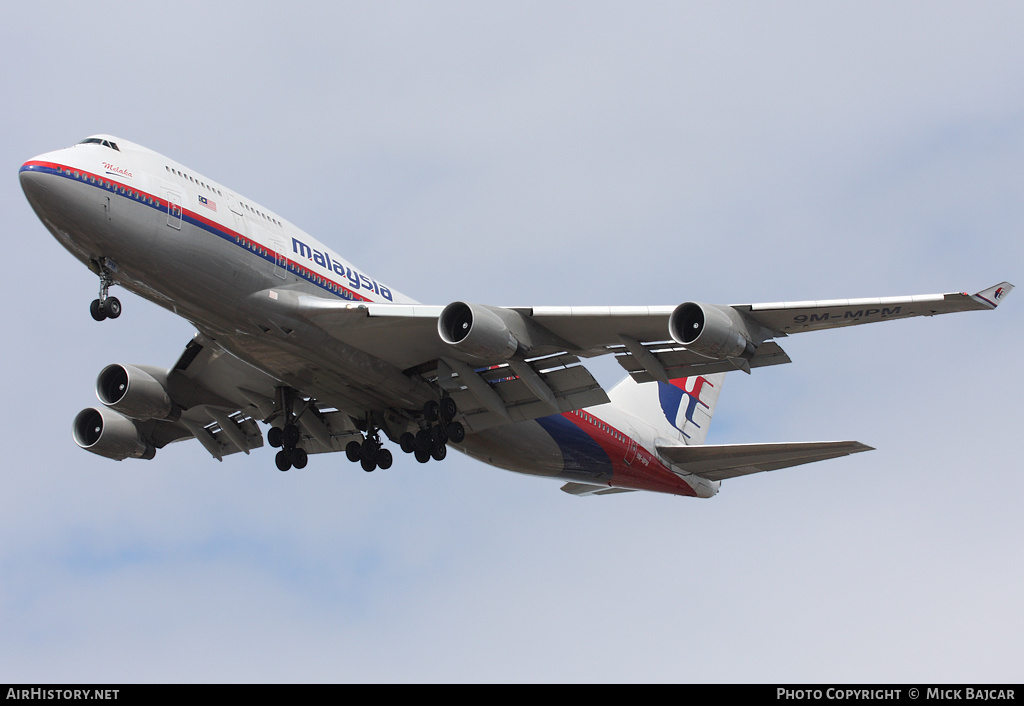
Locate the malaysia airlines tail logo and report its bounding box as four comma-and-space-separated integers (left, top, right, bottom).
994, 287, 1005, 300
658, 376, 713, 439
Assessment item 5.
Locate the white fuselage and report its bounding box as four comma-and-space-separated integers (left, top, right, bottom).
20, 135, 716, 498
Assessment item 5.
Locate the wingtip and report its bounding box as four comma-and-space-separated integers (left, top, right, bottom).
972, 282, 1014, 309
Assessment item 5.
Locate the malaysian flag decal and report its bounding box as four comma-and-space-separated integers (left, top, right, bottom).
198, 195, 217, 212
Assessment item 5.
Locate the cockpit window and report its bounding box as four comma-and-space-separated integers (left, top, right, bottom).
78, 138, 120, 151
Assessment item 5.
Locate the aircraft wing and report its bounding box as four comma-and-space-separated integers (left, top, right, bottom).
291, 282, 1012, 400
78, 281, 1010, 462
733, 281, 1014, 335
656, 440, 874, 481
83, 334, 372, 462
79, 337, 272, 462
529, 282, 1013, 382
293, 297, 613, 432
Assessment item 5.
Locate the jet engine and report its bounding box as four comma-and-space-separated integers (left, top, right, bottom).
669, 302, 759, 360
73, 407, 156, 461
96, 364, 178, 421
438, 302, 519, 361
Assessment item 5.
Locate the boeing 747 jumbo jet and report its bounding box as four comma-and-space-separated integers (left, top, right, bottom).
19, 135, 1013, 498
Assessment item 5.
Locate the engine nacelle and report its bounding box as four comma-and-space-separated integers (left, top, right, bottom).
669, 302, 758, 360
73, 407, 156, 461
438, 301, 519, 361
96, 364, 177, 421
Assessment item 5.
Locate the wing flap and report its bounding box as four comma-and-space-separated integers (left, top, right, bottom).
179, 411, 264, 460
657, 440, 873, 481
612, 340, 791, 382
430, 354, 610, 432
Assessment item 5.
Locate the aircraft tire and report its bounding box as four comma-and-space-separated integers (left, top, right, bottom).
399, 432, 415, 454
345, 441, 361, 462
376, 449, 393, 470
414, 448, 431, 464
268, 427, 283, 448
360, 438, 379, 461
414, 429, 432, 453
275, 450, 292, 471
90, 299, 107, 321
361, 456, 377, 472
439, 397, 457, 421
431, 443, 447, 462
291, 447, 308, 469
104, 297, 122, 319
282, 424, 300, 449
448, 421, 466, 444
423, 400, 439, 422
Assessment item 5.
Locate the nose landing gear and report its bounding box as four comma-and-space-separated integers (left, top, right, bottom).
89, 259, 121, 321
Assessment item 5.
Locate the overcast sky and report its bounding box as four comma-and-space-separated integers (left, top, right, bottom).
2, 1, 1022, 683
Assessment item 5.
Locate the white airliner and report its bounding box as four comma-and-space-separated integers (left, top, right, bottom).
19, 135, 1013, 498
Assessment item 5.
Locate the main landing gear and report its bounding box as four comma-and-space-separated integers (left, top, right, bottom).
268, 422, 308, 471
89, 259, 121, 322
271, 393, 465, 473
267, 388, 310, 471
396, 398, 465, 465
345, 427, 393, 473
341, 397, 464, 472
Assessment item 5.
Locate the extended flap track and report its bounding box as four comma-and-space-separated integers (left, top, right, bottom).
609, 339, 792, 383
421, 351, 609, 433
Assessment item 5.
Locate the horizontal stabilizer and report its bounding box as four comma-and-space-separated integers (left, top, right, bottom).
656, 440, 873, 481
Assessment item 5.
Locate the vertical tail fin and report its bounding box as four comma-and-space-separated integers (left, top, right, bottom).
607, 373, 726, 446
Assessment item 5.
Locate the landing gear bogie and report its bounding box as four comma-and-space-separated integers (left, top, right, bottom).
267, 390, 311, 472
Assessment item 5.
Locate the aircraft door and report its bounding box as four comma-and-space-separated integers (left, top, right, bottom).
225, 193, 249, 241
165, 190, 182, 230
270, 238, 287, 279
624, 438, 638, 465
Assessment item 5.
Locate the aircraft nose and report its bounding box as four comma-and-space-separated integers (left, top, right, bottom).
20, 160, 49, 206
19, 155, 63, 214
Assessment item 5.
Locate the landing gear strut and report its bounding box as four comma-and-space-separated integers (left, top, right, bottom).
89, 259, 121, 322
